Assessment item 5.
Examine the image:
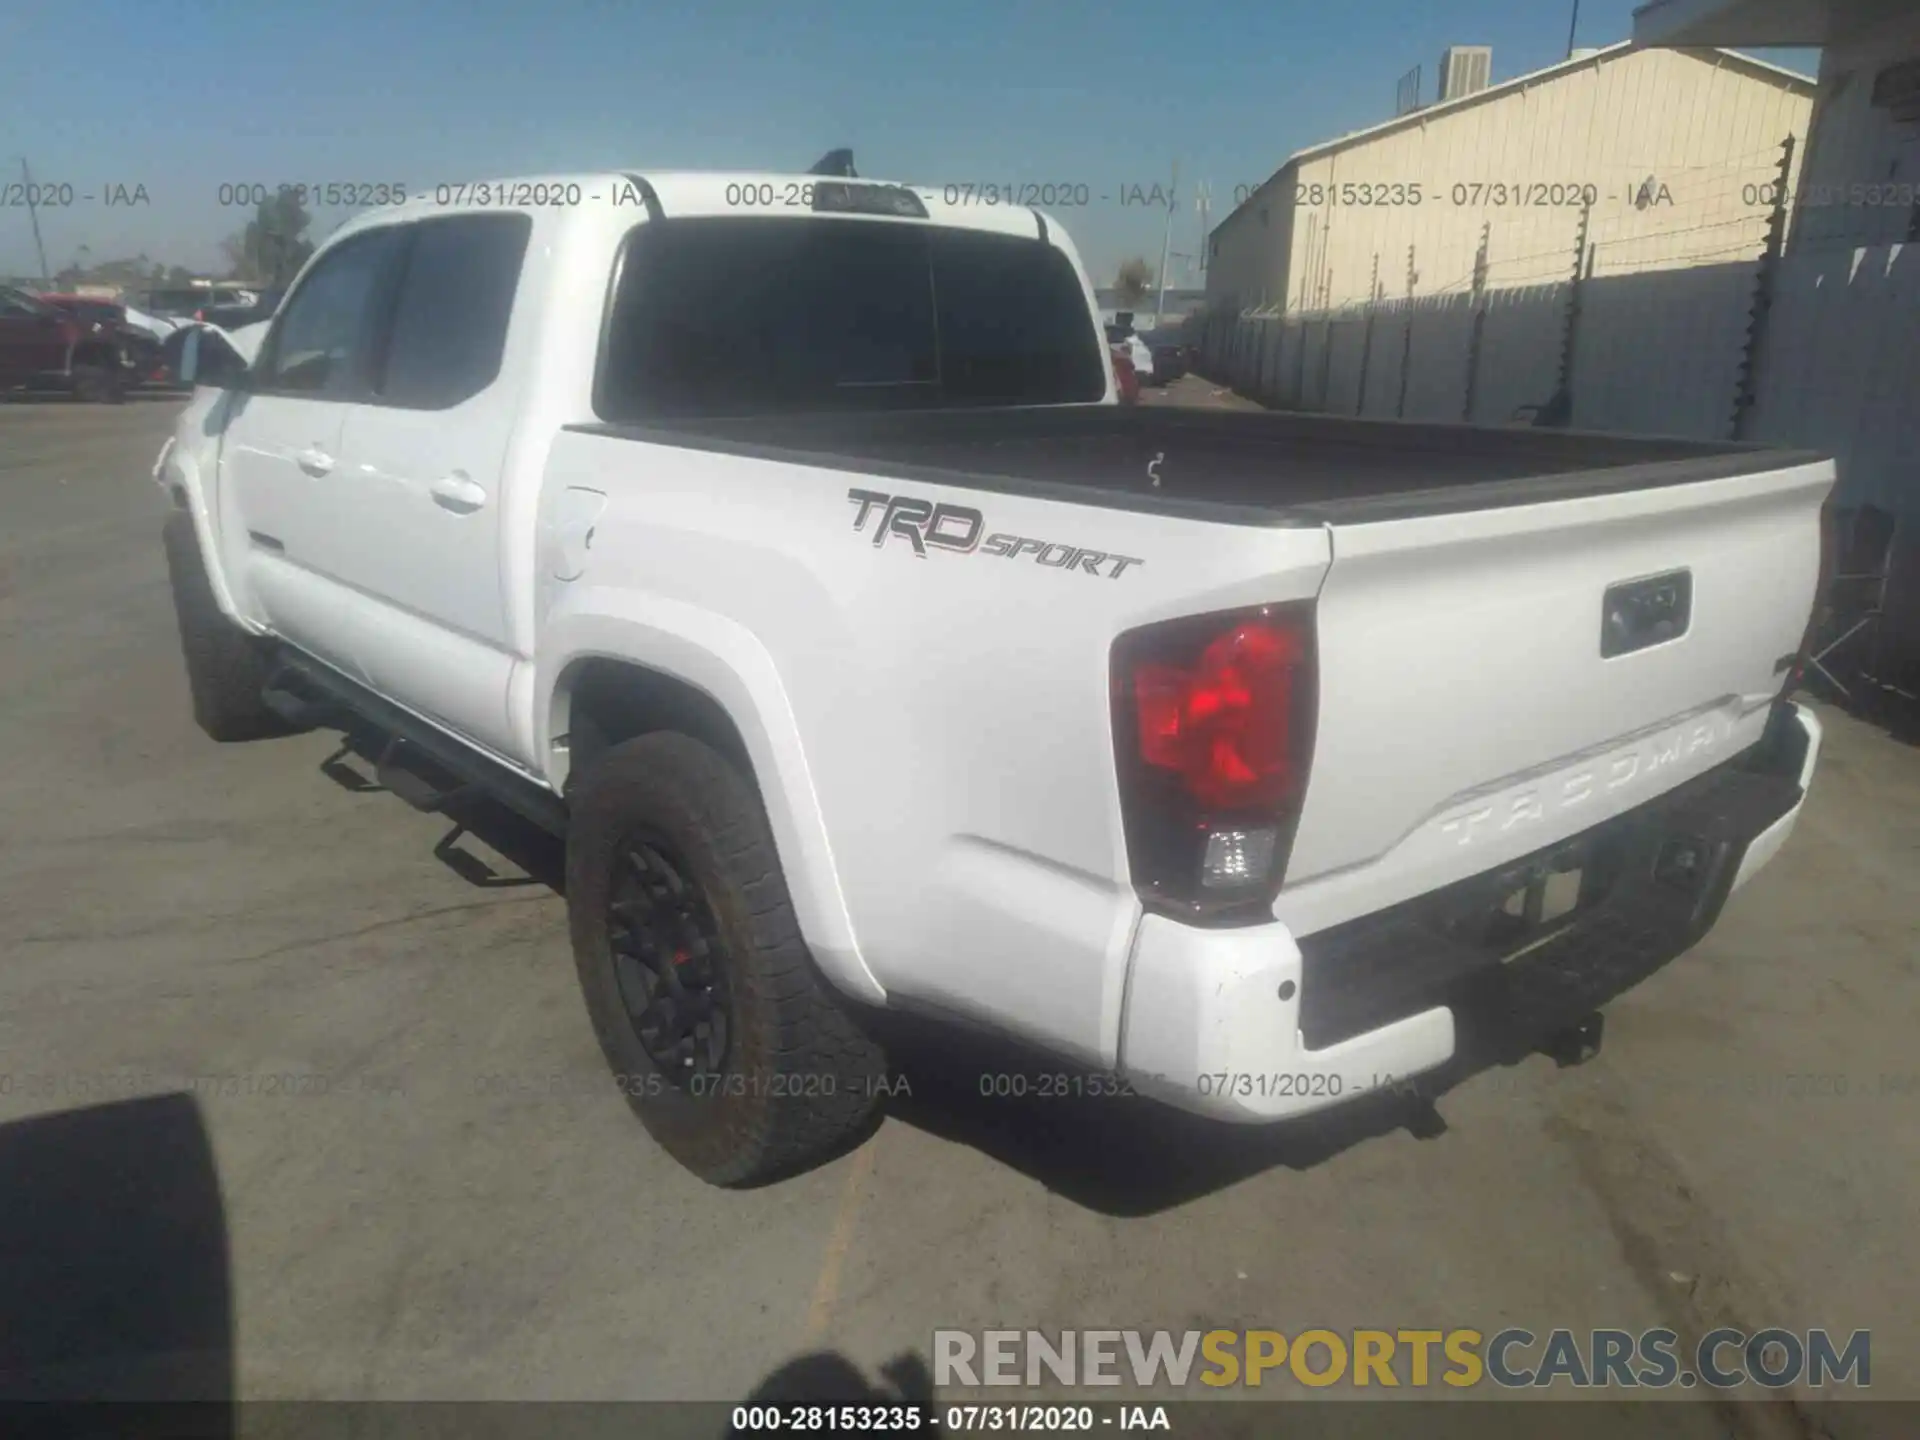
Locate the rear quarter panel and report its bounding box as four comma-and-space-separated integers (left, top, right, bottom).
534, 434, 1331, 1067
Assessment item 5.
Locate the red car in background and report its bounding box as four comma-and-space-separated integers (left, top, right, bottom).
0, 287, 136, 401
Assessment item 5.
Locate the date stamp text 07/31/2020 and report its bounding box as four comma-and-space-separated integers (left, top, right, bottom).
19, 176, 1907, 214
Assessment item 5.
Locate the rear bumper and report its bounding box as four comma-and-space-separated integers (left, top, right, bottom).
1728, 704, 1821, 892
1116, 701, 1821, 1123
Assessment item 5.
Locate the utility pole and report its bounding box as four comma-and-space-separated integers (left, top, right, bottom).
18, 158, 52, 283
1194, 180, 1211, 279
1155, 160, 1178, 324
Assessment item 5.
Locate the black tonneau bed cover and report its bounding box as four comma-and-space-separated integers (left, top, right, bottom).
570, 406, 1826, 527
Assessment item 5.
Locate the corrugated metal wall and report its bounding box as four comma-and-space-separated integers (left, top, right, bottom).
1205, 245, 1767, 441
1290, 48, 1809, 310
1205, 46, 1811, 316
1755, 241, 1920, 516
1208, 173, 1297, 315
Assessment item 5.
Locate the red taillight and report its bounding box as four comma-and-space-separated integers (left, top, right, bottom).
1112, 605, 1317, 920
1134, 622, 1303, 808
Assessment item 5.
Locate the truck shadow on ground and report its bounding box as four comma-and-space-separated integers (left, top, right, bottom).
870, 1009, 1580, 1217
314, 725, 1606, 1217
0, 1101, 1754, 1440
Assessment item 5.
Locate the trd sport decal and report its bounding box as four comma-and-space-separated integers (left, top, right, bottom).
847, 488, 1145, 579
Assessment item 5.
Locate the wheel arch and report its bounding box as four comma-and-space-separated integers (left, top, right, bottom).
159, 427, 258, 631
537, 602, 882, 1005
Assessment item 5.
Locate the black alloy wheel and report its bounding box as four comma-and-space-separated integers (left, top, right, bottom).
565, 730, 888, 1185
608, 834, 731, 1087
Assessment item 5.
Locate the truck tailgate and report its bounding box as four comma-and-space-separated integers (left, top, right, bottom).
1276, 455, 1831, 937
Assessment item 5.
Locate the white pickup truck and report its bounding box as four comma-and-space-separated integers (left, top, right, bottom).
157, 169, 1831, 1186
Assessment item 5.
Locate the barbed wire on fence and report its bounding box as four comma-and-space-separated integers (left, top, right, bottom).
1596, 213, 1770, 245
1278, 184, 1783, 311
1207, 133, 1813, 434
1215, 216, 1797, 432
1224, 149, 1804, 330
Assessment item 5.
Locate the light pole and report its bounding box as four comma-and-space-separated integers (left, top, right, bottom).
1154, 159, 1178, 325
15, 158, 52, 283
1194, 181, 1211, 280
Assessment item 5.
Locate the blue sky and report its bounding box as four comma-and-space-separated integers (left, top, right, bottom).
1, 0, 1815, 285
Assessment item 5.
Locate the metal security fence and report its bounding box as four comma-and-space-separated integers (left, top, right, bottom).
1202, 218, 1774, 440
1200, 141, 1797, 443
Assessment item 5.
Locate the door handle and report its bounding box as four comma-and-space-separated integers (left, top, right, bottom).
296, 446, 334, 477
430, 473, 489, 514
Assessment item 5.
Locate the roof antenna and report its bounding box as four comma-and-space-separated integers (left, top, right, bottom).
808, 149, 857, 178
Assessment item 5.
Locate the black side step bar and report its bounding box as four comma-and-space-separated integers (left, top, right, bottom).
266, 649, 570, 837
374, 734, 475, 816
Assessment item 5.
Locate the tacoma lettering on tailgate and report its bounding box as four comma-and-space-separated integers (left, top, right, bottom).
1438, 713, 1737, 849
847, 488, 1144, 578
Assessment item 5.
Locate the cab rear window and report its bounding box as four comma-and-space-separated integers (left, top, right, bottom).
594, 217, 1105, 420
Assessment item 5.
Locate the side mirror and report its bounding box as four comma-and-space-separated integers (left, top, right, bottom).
173, 325, 248, 389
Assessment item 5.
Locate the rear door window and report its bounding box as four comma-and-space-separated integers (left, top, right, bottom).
596, 216, 1104, 420
374, 213, 531, 409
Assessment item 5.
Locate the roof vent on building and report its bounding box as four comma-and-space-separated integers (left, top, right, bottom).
1569, 46, 1601, 61
1437, 45, 1492, 101
1394, 64, 1423, 117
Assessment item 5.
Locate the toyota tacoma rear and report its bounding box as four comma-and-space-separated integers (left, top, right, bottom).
154, 168, 1831, 1184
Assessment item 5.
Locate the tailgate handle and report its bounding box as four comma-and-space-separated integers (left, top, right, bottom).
1601, 569, 1692, 657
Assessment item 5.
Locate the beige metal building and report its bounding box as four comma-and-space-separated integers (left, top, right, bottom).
1207, 42, 1814, 317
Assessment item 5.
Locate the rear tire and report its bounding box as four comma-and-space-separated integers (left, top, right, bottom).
566, 732, 886, 1186
162, 512, 300, 742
